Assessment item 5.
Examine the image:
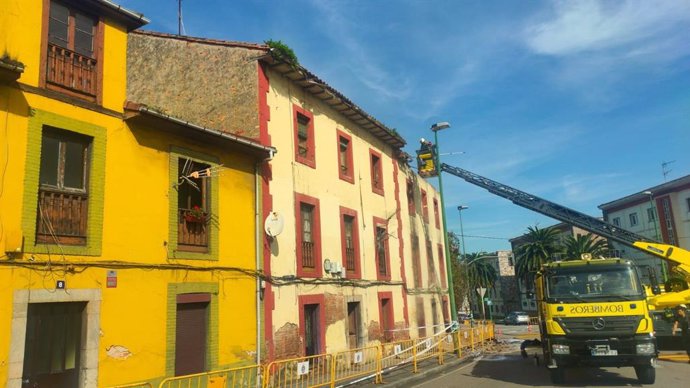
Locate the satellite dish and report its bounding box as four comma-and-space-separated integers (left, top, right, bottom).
264, 211, 284, 237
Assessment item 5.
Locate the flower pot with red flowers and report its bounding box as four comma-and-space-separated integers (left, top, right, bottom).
183, 205, 208, 223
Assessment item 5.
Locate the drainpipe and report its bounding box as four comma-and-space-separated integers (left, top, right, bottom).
255, 162, 262, 367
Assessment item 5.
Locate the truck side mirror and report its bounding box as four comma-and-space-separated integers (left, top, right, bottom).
647, 267, 662, 295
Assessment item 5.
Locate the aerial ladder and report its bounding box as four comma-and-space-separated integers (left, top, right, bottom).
415, 143, 690, 309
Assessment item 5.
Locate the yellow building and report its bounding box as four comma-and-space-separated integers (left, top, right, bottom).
0, 1, 273, 387
125, 31, 452, 362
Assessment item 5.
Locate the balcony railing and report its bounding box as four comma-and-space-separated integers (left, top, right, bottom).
37, 188, 88, 245
302, 241, 315, 268
178, 208, 208, 252
345, 247, 356, 272
46, 43, 97, 96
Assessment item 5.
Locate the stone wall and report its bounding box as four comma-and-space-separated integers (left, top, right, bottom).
127, 33, 262, 139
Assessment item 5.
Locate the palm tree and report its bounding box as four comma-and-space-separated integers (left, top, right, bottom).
464, 252, 498, 290
562, 234, 609, 259
462, 252, 498, 318
515, 226, 562, 289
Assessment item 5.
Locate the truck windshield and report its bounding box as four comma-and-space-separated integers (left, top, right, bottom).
546, 266, 645, 301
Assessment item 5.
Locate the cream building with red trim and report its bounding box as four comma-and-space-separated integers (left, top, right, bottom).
127, 31, 451, 362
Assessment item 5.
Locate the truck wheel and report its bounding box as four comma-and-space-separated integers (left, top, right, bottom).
634, 365, 655, 384
549, 367, 565, 384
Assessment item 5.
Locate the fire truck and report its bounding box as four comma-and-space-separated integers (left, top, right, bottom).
416, 144, 690, 384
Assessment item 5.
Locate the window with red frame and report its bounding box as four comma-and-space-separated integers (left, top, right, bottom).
426, 240, 436, 285
406, 179, 415, 215
44, 0, 100, 99
340, 208, 360, 278
294, 106, 315, 167
433, 198, 440, 228
374, 222, 390, 280
411, 234, 422, 287
337, 131, 354, 183
421, 190, 429, 223
370, 150, 383, 194
300, 203, 315, 269
437, 243, 446, 288
296, 193, 322, 277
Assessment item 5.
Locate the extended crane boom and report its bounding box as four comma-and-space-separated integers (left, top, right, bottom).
441, 163, 654, 247
439, 163, 690, 305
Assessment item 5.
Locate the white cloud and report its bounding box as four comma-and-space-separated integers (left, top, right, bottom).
525, 0, 690, 56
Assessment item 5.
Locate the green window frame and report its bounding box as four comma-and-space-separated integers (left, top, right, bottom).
22, 109, 106, 256
168, 146, 219, 260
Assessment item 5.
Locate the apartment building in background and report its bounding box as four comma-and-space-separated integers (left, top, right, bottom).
598, 174, 690, 283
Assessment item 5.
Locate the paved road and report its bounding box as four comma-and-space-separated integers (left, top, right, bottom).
410, 352, 689, 387
407, 324, 689, 388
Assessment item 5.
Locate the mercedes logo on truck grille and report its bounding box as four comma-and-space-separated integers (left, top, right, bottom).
592, 317, 606, 330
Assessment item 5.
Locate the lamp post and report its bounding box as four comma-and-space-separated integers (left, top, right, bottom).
457, 205, 469, 314
431, 121, 459, 327
643, 190, 668, 281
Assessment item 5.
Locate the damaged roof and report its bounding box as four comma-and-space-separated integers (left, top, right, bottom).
131, 30, 406, 149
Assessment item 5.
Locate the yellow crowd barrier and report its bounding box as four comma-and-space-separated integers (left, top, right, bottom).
331, 345, 382, 385
107, 323, 494, 388
263, 353, 333, 388
108, 383, 153, 388
159, 364, 262, 388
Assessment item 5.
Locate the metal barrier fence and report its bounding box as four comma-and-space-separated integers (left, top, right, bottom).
106, 323, 494, 388
263, 353, 333, 388
159, 364, 262, 388
331, 345, 382, 385
109, 383, 153, 388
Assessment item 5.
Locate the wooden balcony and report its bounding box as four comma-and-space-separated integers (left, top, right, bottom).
37, 188, 88, 245
178, 208, 209, 252
46, 43, 97, 97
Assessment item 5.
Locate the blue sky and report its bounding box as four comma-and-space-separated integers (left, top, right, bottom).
119, 0, 690, 253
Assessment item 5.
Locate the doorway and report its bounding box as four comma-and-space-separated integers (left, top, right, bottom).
22, 302, 86, 388
303, 304, 320, 356
347, 302, 361, 349
175, 293, 210, 376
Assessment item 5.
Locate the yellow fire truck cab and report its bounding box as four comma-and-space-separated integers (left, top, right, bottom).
535, 256, 657, 385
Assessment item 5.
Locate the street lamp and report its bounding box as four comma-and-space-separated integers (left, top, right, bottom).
643, 190, 668, 281
431, 121, 459, 328
457, 205, 469, 314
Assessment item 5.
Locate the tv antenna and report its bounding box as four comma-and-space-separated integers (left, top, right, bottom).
662, 160, 675, 182
177, 0, 186, 35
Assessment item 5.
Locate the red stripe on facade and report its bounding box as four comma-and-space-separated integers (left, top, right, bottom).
258, 63, 275, 362
392, 160, 409, 326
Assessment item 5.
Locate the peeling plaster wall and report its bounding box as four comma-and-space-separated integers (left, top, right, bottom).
127, 33, 262, 138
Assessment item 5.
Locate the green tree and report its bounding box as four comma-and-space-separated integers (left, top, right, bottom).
515, 225, 562, 289
464, 252, 498, 289
562, 234, 609, 259
448, 232, 467, 313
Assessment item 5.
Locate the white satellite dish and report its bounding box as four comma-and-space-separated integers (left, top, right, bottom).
264, 211, 284, 237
